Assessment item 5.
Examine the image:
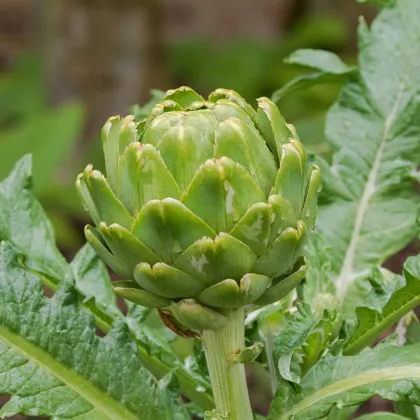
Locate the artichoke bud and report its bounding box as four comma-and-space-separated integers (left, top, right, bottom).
77, 86, 321, 331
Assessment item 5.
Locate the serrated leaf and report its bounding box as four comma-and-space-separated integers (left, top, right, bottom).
0, 155, 68, 281
273, 303, 315, 387
272, 49, 354, 102
204, 409, 229, 420
70, 243, 116, 307
0, 156, 213, 411
268, 342, 420, 420
272, 302, 337, 390
298, 230, 335, 304
125, 304, 212, 409
300, 310, 338, 375
126, 303, 175, 361
69, 242, 121, 320
286, 49, 352, 73
0, 242, 190, 420
0, 156, 117, 329
314, 0, 420, 313
344, 255, 420, 355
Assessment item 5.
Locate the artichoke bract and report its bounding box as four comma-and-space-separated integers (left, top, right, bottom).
76, 87, 320, 330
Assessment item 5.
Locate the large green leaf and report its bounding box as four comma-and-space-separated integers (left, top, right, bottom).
315, 0, 420, 312
0, 155, 68, 281
272, 303, 315, 387
272, 303, 337, 389
272, 49, 354, 103
298, 230, 336, 304
68, 242, 122, 331
344, 255, 420, 355
69, 243, 117, 311
0, 156, 214, 411
268, 342, 420, 420
0, 242, 189, 420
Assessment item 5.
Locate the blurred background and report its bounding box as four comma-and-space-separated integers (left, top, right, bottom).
0, 0, 393, 418
0, 0, 378, 253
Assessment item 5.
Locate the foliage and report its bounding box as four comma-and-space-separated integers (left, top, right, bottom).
264, 0, 420, 418
271, 49, 355, 104
0, 156, 213, 418
0, 242, 189, 420
1, 0, 420, 419
269, 342, 420, 420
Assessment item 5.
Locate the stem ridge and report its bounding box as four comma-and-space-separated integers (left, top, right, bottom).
202, 307, 253, 420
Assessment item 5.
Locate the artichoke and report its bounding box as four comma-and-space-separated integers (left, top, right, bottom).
76, 87, 320, 330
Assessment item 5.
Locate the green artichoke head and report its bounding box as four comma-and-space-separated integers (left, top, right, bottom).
76, 87, 321, 330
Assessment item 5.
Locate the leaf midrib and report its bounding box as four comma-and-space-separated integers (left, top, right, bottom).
278, 364, 420, 420
335, 55, 414, 302
0, 326, 140, 420
344, 283, 420, 354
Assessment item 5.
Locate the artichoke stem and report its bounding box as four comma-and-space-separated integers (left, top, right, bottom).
202, 307, 253, 420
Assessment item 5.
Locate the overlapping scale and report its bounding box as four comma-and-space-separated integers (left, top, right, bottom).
181, 157, 265, 232
175, 233, 257, 287
171, 299, 227, 330
78, 166, 132, 230
255, 257, 307, 305
255, 98, 290, 164
116, 142, 181, 214
214, 117, 277, 196
113, 280, 171, 308
133, 262, 205, 298
99, 222, 161, 276
253, 221, 306, 278
77, 86, 321, 331
132, 198, 216, 264
272, 140, 306, 214
197, 273, 271, 308
85, 225, 130, 277
101, 115, 138, 191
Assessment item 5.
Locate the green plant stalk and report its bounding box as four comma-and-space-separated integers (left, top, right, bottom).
263, 331, 279, 396
201, 307, 253, 420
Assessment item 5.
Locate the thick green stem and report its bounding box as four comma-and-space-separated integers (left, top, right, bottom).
201, 307, 253, 420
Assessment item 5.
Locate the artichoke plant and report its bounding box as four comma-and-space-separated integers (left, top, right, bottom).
76, 87, 320, 331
